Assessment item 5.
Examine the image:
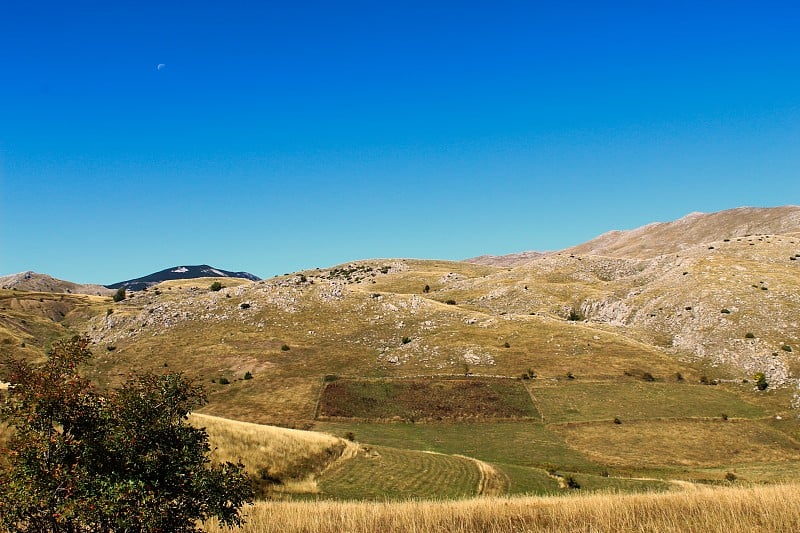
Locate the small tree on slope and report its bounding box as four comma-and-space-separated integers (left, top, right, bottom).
0, 335, 253, 532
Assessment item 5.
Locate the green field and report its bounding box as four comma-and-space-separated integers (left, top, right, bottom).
530, 380, 765, 423
316, 421, 600, 474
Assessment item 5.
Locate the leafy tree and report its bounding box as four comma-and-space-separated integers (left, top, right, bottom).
0, 336, 253, 532
112, 287, 126, 302
209, 281, 223, 292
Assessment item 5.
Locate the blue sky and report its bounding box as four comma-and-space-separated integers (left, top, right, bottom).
1, 1, 799, 284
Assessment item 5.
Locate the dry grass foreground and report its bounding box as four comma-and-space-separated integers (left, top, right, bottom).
189, 413, 356, 496
204, 482, 800, 532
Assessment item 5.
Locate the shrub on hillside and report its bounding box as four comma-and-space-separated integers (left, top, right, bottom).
112, 287, 126, 302
567, 308, 584, 321
0, 336, 252, 531
209, 281, 223, 292
754, 372, 768, 391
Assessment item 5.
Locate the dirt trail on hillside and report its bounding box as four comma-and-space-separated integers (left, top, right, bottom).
455, 455, 509, 496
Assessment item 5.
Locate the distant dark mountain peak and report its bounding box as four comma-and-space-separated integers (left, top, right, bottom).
106, 264, 261, 291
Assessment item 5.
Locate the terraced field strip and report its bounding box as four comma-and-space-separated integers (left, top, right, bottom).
316, 421, 600, 474
530, 380, 765, 423
318, 445, 482, 500
553, 418, 800, 468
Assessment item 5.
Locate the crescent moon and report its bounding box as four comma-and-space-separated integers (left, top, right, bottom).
157, 63, 166, 71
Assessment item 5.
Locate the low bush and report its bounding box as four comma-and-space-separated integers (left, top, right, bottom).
567, 309, 584, 321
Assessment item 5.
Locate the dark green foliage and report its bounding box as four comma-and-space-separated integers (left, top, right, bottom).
218, 376, 230, 385
567, 308, 584, 321
239, 303, 251, 309
445, 299, 457, 305
782, 345, 793, 352
209, 281, 224, 292
745, 332, 755, 339
565, 475, 581, 489
112, 287, 126, 302
423, 284, 430, 293
503, 342, 511, 348
675, 372, 684, 382
0, 336, 253, 532
106, 308, 113, 316
720, 308, 731, 314
725, 472, 737, 482
754, 372, 768, 391
281, 344, 290, 351
401, 336, 411, 345
613, 417, 622, 424
566, 372, 575, 380
244, 371, 253, 380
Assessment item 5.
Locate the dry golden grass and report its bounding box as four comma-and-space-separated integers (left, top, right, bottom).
203, 482, 800, 532
190, 413, 354, 495
553, 418, 800, 468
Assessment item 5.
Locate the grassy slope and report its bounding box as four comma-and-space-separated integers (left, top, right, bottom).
2, 230, 800, 503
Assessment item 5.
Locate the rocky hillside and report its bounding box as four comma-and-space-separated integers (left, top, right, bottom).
0, 271, 114, 296
566, 206, 800, 258
2, 206, 800, 425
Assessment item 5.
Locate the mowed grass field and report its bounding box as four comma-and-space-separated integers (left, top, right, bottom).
319, 446, 483, 500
